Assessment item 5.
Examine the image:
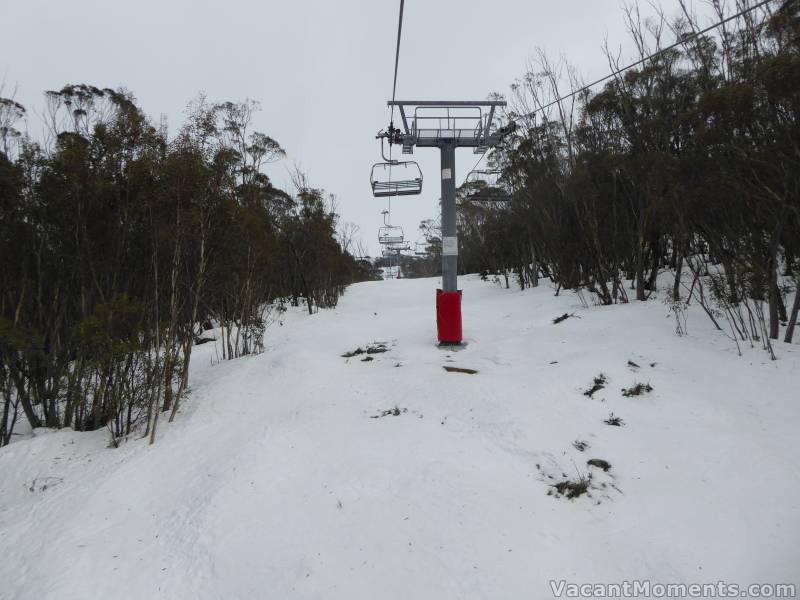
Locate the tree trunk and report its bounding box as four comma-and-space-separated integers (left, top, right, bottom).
635, 242, 646, 301
169, 337, 192, 423
768, 269, 780, 340
162, 354, 174, 412
767, 221, 784, 340
11, 368, 41, 429
673, 252, 683, 301
530, 242, 539, 288
1, 388, 16, 446
784, 285, 800, 344
645, 235, 660, 292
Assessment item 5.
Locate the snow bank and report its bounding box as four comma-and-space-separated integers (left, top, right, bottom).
1, 276, 798, 599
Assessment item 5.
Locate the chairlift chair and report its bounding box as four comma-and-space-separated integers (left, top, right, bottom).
382, 241, 410, 256
378, 222, 405, 246
388, 241, 411, 253
462, 169, 512, 203
413, 239, 430, 257
371, 161, 423, 197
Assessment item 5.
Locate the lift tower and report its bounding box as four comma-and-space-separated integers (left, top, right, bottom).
384, 100, 506, 344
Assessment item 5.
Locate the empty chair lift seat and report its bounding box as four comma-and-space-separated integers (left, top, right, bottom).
370, 161, 423, 197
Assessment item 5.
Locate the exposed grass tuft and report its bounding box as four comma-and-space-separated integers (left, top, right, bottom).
573, 440, 590, 452
342, 342, 388, 358
370, 406, 408, 419
584, 374, 608, 398
553, 313, 580, 324
549, 476, 591, 500
622, 382, 653, 397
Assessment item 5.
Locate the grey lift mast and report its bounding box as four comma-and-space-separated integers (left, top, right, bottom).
385, 100, 506, 293
380, 100, 507, 343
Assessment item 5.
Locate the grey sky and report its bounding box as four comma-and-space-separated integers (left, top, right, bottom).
2, 0, 697, 255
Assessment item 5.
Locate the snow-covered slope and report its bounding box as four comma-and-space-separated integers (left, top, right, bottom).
2, 276, 799, 599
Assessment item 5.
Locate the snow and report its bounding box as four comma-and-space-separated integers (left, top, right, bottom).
2, 276, 799, 599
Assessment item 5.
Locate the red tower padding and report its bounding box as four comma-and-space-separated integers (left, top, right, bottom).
436, 289, 463, 344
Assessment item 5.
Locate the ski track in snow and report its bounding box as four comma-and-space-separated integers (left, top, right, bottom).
1, 275, 799, 599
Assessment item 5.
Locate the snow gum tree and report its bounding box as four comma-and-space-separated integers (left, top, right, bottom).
457, 0, 799, 351
0, 88, 368, 445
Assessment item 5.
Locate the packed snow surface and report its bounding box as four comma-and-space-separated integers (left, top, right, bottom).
2, 276, 799, 599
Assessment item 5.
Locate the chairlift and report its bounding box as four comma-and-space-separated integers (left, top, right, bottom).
413, 239, 430, 257
378, 210, 405, 246
370, 161, 423, 197
382, 246, 405, 258
370, 152, 422, 198
370, 132, 423, 197
389, 241, 411, 252
382, 239, 410, 255
462, 169, 512, 203
378, 224, 405, 246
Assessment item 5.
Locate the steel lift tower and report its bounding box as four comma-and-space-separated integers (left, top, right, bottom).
380, 100, 506, 344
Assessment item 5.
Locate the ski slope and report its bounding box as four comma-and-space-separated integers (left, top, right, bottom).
1, 276, 799, 599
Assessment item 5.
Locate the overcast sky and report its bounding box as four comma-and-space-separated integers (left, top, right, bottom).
2, 0, 705, 255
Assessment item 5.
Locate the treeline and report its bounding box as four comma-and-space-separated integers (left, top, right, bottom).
458, 0, 800, 353
0, 86, 369, 445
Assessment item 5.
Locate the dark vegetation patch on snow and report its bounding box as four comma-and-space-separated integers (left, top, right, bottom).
443, 366, 478, 375
605, 413, 625, 427
587, 459, 612, 472
342, 348, 364, 358
370, 406, 408, 419
629, 359, 658, 370
573, 440, 590, 452
622, 382, 654, 397
538, 458, 618, 502
552, 313, 580, 324
584, 374, 608, 398
342, 342, 389, 358
549, 476, 591, 500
